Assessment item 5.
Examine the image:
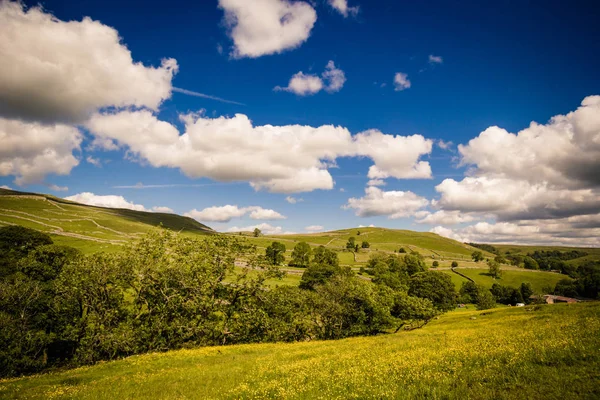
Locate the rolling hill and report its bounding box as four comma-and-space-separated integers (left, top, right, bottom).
2, 302, 598, 399
0, 188, 213, 253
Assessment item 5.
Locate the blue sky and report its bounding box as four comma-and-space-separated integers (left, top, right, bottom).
1, 0, 600, 245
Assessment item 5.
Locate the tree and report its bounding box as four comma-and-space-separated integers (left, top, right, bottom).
523, 256, 539, 270
265, 242, 286, 265
253, 228, 261, 237
520, 282, 534, 303
459, 281, 478, 303
432, 261, 439, 268
312, 246, 339, 267
0, 226, 53, 277
299, 263, 352, 290
398, 247, 406, 253
404, 253, 427, 276
291, 242, 312, 268
476, 286, 496, 310
451, 261, 459, 268
408, 271, 457, 311
346, 237, 356, 250
471, 251, 484, 262
361, 241, 370, 249
488, 260, 502, 279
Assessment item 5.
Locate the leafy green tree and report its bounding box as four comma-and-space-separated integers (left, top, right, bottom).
471, 251, 484, 262
0, 226, 53, 277
370, 253, 410, 291
408, 271, 457, 311
346, 237, 356, 250
404, 253, 427, 276
451, 261, 459, 268
361, 241, 370, 249
520, 282, 534, 303
299, 263, 352, 291
459, 281, 479, 303
432, 261, 439, 267
488, 259, 502, 279
391, 292, 438, 331
18, 245, 80, 282
398, 247, 406, 253
291, 242, 312, 268
476, 286, 496, 310
253, 228, 261, 237
523, 256, 539, 270
554, 279, 579, 298
312, 246, 339, 267
265, 242, 286, 265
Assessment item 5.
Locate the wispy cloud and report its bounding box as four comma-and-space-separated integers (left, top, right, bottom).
172, 87, 245, 106
112, 182, 241, 189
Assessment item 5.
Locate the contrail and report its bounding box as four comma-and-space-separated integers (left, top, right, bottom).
172, 87, 245, 106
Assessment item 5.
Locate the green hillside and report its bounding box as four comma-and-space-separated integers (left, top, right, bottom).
493, 243, 600, 267
0, 188, 213, 253
2, 302, 598, 400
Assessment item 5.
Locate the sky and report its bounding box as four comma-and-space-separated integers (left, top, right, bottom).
1, 0, 599, 246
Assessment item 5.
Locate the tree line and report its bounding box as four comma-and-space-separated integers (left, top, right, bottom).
0, 227, 454, 378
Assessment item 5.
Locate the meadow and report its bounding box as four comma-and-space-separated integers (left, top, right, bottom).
1, 302, 598, 399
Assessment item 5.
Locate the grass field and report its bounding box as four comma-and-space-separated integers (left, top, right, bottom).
1, 302, 598, 399
493, 244, 600, 267
455, 268, 568, 293
0, 188, 212, 253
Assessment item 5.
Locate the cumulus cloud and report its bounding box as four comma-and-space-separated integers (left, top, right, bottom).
285, 196, 303, 204
0, 2, 177, 124
367, 179, 386, 186
343, 186, 429, 218
415, 210, 476, 225
275, 60, 346, 95
428, 55, 443, 64
151, 206, 174, 213
85, 111, 433, 193
428, 96, 600, 245
218, 0, 317, 58
328, 0, 359, 17
185, 205, 285, 223
64, 192, 169, 212
394, 72, 411, 91
0, 117, 82, 185
275, 72, 323, 95
0, 185, 12, 190
305, 225, 324, 232
227, 222, 293, 235
86, 156, 102, 167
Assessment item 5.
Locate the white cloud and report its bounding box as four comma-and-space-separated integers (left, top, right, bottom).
285, 196, 303, 204
415, 210, 475, 225
437, 139, 453, 150
0, 117, 82, 185
1, 185, 12, 190
275, 72, 323, 96
305, 225, 324, 232
0, 2, 177, 124
339, 188, 346, 192
322, 61, 346, 93
227, 222, 293, 235
151, 206, 174, 213
343, 186, 429, 218
86, 156, 102, 167
367, 179, 386, 186
85, 111, 433, 193
358, 224, 375, 228
328, 0, 359, 17
428, 55, 443, 64
275, 60, 346, 95
430, 226, 466, 242
248, 207, 286, 220
394, 72, 411, 91
428, 96, 600, 245
184, 205, 285, 223
64, 192, 165, 212
218, 0, 317, 58
47, 184, 68, 192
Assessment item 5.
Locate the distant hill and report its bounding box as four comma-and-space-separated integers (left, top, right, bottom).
0, 188, 213, 253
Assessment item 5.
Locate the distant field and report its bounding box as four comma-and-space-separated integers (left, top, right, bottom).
455, 268, 568, 293
2, 302, 598, 399
493, 244, 600, 267
0, 189, 212, 253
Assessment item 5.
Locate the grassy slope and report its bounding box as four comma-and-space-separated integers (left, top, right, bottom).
240, 228, 572, 292
2, 302, 598, 399
0, 189, 213, 253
